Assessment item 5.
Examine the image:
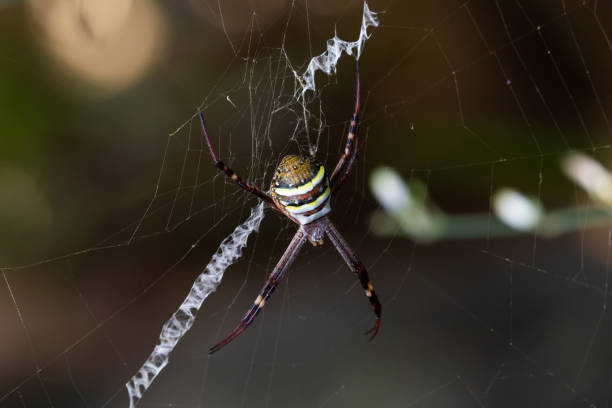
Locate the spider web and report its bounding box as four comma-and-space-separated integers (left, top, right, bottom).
2, 0, 612, 407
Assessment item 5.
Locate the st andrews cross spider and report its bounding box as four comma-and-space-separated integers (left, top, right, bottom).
199, 61, 381, 354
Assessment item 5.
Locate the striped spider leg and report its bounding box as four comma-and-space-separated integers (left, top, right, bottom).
324, 219, 381, 339
209, 229, 307, 354
198, 113, 277, 208
208, 217, 381, 354
200, 61, 381, 354
329, 60, 361, 194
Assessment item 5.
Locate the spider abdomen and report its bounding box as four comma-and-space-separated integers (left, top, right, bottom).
270, 155, 331, 224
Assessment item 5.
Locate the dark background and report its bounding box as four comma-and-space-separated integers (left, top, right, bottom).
2, 0, 612, 407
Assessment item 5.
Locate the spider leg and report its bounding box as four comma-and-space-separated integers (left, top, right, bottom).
198, 112, 276, 206
209, 229, 307, 354
330, 60, 361, 194
324, 219, 381, 340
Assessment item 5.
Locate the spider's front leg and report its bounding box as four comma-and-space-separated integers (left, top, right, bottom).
209, 229, 307, 354
330, 61, 361, 194
198, 112, 275, 206
324, 219, 381, 340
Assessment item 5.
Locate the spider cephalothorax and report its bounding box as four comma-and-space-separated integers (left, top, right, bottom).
270, 155, 331, 226
199, 61, 381, 354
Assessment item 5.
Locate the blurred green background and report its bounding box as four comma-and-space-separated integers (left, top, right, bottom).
2, 0, 612, 407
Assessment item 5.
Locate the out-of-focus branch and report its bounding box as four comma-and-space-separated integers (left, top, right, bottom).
369, 153, 612, 242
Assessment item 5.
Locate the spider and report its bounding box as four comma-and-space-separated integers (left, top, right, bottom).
199, 61, 381, 354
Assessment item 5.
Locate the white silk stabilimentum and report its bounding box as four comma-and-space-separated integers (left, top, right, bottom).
124, 2, 379, 406
125, 203, 264, 408
298, 1, 379, 95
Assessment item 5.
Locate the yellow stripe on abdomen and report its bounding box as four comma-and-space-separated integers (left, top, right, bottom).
273, 165, 325, 196
285, 186, 330, 214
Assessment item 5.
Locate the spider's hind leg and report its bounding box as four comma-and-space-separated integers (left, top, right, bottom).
324, 219, 382, 340
209, 229, 308, 354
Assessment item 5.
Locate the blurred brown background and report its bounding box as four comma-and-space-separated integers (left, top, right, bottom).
2, 0, 612, 407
